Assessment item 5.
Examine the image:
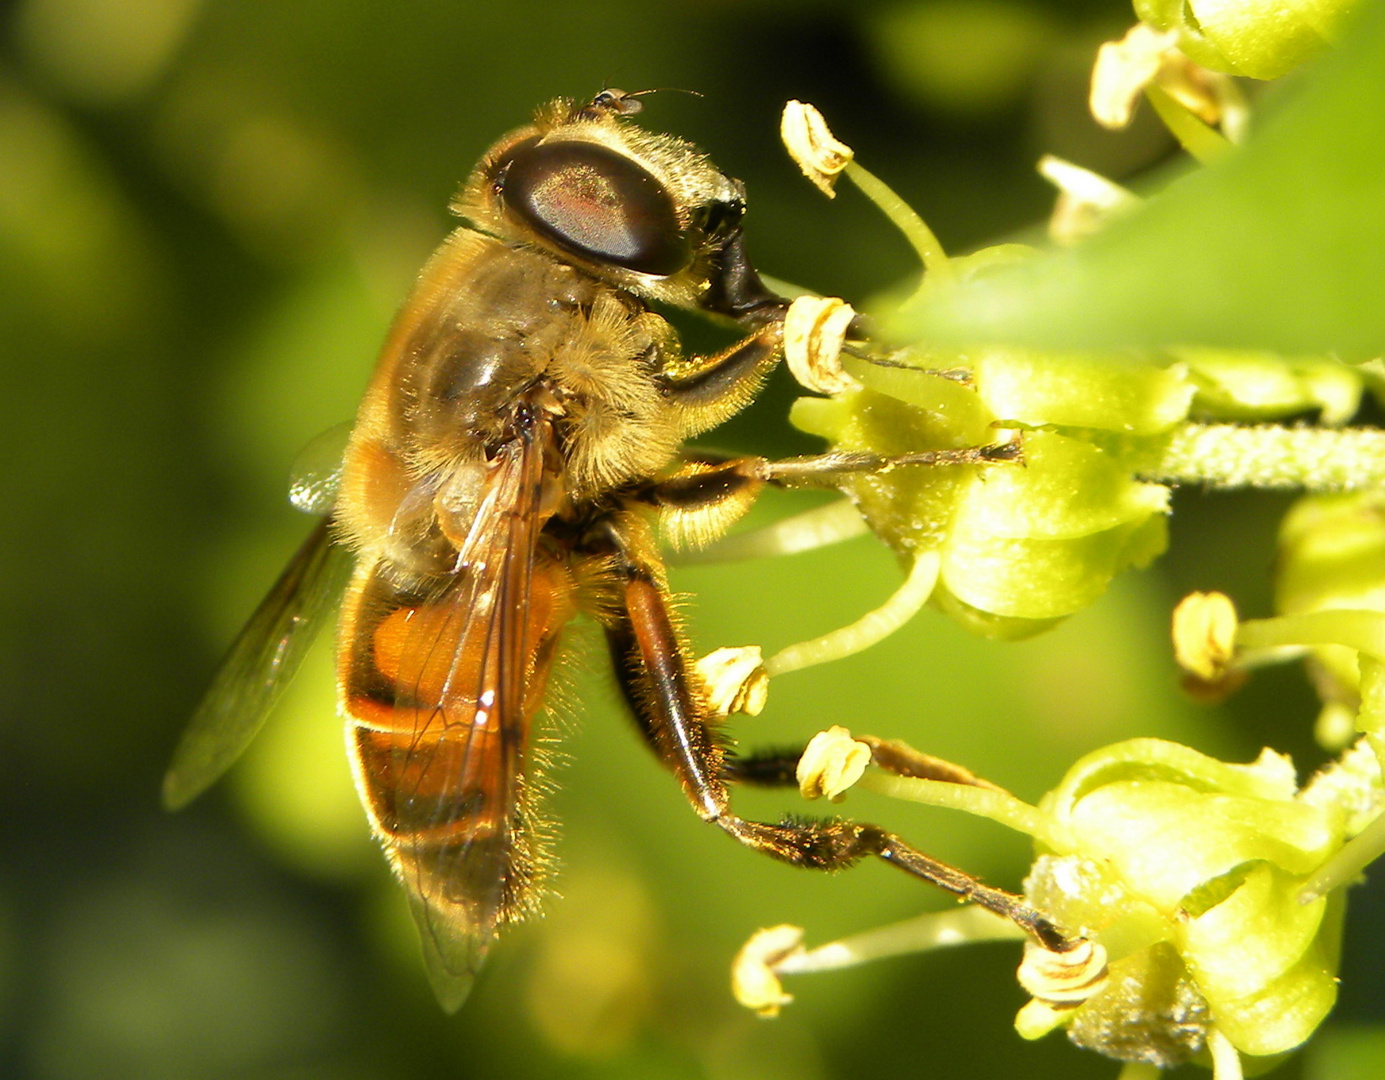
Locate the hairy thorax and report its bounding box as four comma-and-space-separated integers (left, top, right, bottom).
336, 229, 686, 579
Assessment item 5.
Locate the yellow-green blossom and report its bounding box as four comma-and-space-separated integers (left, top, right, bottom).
734, 731, 1380, 1074
1179, 349, 1366, 426
791, 273, 1186, 639
1276, 491, 1385, 710
1023, 737, 1373, 1067
1134, 0, 1364, 80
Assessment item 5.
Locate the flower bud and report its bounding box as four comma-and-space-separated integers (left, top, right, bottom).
1276, 491, 1385, 708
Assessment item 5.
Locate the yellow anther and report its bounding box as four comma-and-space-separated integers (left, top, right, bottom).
1038, 155, 1138, 244
780, 101, 854, 198
797, 726, 872, 802
1172, 591, 1239, 681
784, 296, 860, 396
731, 925, 804, 1017
696, 645, 769, 717
1016, 937, 1109, 1006
1091, 24, 1181, 129
1091, 23, 1246, 139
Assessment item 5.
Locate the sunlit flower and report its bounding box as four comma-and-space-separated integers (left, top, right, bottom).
734, 730, 1382, 1076
1134, 0, 1364, 80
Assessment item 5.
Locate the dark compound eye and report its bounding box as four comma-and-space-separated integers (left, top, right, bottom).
498, 141, 689, 276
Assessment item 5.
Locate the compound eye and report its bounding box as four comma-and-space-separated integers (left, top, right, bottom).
499, 141, 689, 276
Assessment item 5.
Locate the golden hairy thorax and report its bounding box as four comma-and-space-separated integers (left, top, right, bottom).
335, 230, 692, 579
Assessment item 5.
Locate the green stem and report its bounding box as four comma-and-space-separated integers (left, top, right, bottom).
858, 770, 1054, 844
844, 161, 955, 289
774, 906, 1024, 976
1146, 84, 1231, 163
1236, 610, 1385, 660
1300, 806, 1385, 903
671, 498, 866, 565
765, 551, 938, 676
1128, 422, 1385, 490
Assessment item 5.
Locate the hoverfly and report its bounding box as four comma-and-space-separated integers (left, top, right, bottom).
165, 90, 1070, 1010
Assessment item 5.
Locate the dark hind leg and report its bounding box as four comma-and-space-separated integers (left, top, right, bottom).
597, 517, 1073, 954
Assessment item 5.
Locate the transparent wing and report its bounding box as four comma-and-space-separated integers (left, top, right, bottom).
289, 420, 352, 515
348, 421, 568, 1010
163, 519, 354, 810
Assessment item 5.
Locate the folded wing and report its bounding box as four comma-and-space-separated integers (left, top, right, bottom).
341, 419, 573, 1010
164, 519, 353, 811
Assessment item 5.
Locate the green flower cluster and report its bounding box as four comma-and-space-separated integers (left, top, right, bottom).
792, 350, 1174, 639
1021, 737, 1379, 1069
763, 75, 1385, 1073
791, 247, 1380, 642
735, 720, 1381, 1072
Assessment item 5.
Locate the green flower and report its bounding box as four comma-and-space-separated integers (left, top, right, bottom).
1022, 738, 1372, 1069
732, 731, 1380, 1075
1276, 491, 1385, 717
1134, 0, 1364, 80
788, 262, 1382, 641
1178, 349, 1366, 426
776, 109, 1384, 643
791, 311, 1189, 638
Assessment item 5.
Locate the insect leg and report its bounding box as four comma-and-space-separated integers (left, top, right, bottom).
722, 748, 802, 788
756, 441, 1022, 486
600, 532, 1072, 952
636, 439, 1019, 519
631, 438, 1017, 551
655, 321, 785, 434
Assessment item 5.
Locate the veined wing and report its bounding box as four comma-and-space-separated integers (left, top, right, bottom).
164, 518, 354, 810
343, 417, 573, 1011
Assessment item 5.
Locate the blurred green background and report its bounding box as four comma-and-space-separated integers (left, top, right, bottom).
2, 1, 1381, 1078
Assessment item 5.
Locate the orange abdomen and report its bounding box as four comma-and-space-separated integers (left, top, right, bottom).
339, 555, 574, 849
